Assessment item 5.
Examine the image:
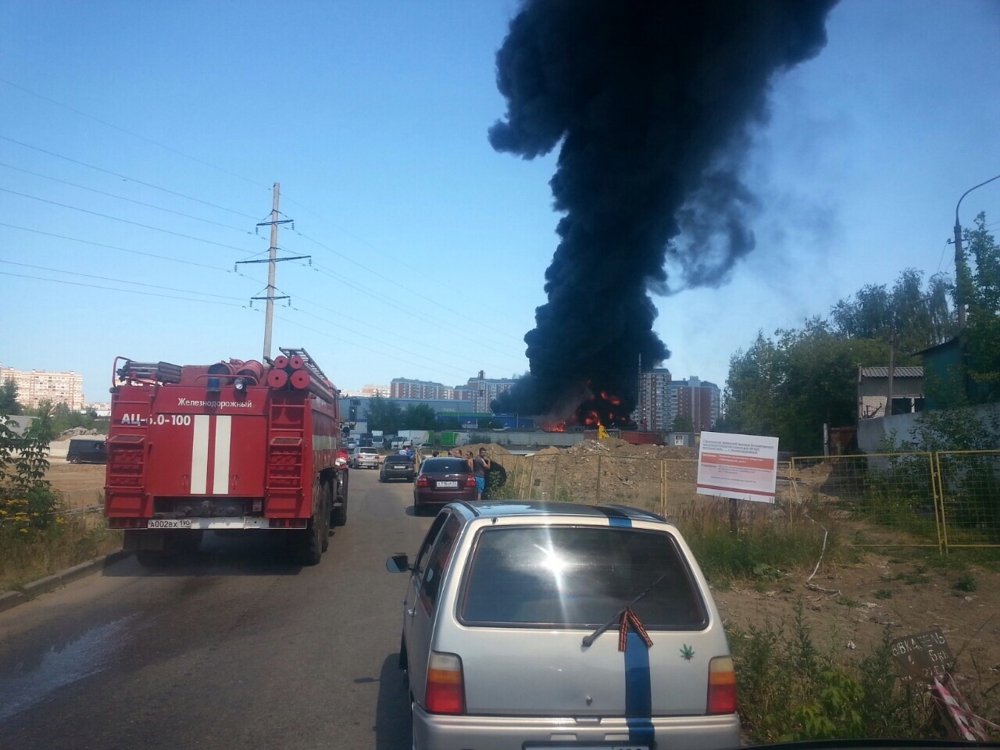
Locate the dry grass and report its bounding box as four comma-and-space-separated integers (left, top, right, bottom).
0, 512, 121, 592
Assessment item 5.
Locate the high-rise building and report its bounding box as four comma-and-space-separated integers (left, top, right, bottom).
0, 365, 85, 410
388, 373, 516, 413
636, 369, 720, 432
391, 378, 449, 400
466, 370, 516, 413
636, 368, 672, 431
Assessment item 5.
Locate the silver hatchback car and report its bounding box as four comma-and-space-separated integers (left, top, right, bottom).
387, 501, 740, 750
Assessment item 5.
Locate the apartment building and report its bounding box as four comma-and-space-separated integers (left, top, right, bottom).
636, 370, 720, 432
0, 365, 85, 410
389, 373, 515, 412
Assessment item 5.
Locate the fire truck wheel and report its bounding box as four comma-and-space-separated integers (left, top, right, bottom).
332, 496, 347, 527
295, 518, 323, 566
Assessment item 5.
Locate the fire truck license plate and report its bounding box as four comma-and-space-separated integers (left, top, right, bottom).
147, 519, 193, 529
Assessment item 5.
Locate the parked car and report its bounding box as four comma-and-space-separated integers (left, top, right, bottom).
351, 446, 380, 469
387, 501, 739, 750
412, 457, 476, 515
66, 438, 106, 464
380, 453, 416, 482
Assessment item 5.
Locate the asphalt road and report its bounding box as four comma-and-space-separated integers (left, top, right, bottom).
0, 468, 431, 750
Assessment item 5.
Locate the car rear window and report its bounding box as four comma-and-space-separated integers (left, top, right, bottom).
459, 526, 708, 630
420, 458, 470, 474
386, 455, 413, 464
359, 448, 377, 454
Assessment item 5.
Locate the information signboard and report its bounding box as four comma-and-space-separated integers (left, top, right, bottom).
696, 431, 779, 503
890, 628, 956, 682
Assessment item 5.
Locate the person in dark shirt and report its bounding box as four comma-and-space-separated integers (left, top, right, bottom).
472, 447, 491, 501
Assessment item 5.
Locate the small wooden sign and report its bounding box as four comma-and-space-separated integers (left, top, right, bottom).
890, 628, 956, 682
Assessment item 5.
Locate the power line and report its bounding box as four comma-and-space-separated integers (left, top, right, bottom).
0, 187, 257, 254
0, 135, 259, 220
0, 259, 248, 301
285, 195, 520, 341
275, 312, 492, 382
289, 299, 513, 375
0, 221, 234, 272
0, 78, 272, 192
0, 163, 254, 234
0, 270, 247, 307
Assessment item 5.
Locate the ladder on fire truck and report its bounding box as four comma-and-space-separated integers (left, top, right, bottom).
279, 347, 334, 393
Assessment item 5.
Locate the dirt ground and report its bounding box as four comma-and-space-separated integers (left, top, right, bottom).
45, 462, 106, 509
478, 439, 1000, 690
44, 441, 1000, 689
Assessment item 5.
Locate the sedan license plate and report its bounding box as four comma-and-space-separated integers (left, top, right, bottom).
147, 519, 193, 529
526, 746, 647, 750
436, 480, 458, 488
392, 464, 406, 470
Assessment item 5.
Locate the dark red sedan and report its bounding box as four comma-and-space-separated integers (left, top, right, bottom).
413, 457, 477, 515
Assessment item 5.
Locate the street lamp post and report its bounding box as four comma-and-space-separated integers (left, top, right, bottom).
954, 173, 1000, 329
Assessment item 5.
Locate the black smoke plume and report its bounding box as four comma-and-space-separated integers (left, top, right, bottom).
490, 0, 838, 426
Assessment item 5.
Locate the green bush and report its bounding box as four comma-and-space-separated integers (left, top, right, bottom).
729, 605, 936, 743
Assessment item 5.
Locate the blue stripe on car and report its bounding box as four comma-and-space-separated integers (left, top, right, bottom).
598, 506, 632, 527
624, 629, 655, 745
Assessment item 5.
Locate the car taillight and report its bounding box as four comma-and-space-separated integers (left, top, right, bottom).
707, 656, 737, 714
464, 475, 476, 488
425, 652, 465, 715
417, 475, 429, 487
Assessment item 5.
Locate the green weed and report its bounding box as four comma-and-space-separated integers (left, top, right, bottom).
953, 572, 978, 592
728, 606, 936, 743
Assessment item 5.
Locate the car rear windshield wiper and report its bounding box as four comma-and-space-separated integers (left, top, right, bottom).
581, 569, 672, 648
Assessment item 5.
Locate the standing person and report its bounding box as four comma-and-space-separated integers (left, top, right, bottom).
472, 447, 491, 501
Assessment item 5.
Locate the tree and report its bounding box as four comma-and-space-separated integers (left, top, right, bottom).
723, 268, 960, 453
963, 213, 1000, 401
365, 393, 403, 434
671, 414, 694, 432
401, 403, 438, 430
0, 379, 21, 416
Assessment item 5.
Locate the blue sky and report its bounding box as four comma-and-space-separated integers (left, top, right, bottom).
2, 1, 999, 404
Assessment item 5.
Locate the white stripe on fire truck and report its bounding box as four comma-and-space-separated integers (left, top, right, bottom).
212, 415, 232, 494
191, 414, 210, 494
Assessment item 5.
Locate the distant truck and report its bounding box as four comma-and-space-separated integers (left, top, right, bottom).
104, 349, 349, 567
397, 429, 430, 447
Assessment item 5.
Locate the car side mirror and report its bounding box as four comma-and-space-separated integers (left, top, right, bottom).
386, 553, 410, 573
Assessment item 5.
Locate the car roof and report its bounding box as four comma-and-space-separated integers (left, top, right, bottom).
447, 500, 671, 525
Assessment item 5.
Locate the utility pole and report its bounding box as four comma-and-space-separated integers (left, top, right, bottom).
954, 172, 1000, 330
954, 216, 965, 329
263, 183, 281, 360
236, 182, 308, 361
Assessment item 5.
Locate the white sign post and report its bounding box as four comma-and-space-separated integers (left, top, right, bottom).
697, 432, 779, 532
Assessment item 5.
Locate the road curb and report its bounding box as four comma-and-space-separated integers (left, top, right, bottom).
0, 549, 131, 615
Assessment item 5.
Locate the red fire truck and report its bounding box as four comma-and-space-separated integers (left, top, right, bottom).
104, 348, 349, 567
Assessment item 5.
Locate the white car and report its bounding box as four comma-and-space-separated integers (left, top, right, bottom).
387, 502, 739, 750
352, 447, 380, 469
